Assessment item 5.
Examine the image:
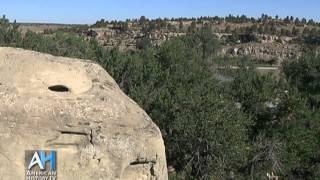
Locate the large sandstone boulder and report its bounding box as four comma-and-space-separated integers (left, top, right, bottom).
0, 47, 167, 180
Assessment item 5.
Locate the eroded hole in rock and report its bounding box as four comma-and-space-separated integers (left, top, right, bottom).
48, 85, 70, 92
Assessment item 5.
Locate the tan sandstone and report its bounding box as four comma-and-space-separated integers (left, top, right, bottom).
0, 47, 168, 180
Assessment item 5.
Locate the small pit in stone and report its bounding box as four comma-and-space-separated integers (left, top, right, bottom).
48, 85, 70, 92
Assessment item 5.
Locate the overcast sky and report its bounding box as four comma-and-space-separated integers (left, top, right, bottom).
1, 0, 319, 24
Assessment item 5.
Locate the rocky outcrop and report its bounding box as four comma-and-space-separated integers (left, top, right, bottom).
220, 42, 302, 63
0, 47, 168, 180
89, 28, 185, 51
89, 27, 302, 63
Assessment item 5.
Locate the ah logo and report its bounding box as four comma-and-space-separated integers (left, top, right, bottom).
27, 150, 56, 171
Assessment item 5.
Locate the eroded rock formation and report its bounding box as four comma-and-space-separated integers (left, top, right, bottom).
0, 47, 168, 180
220, 42, 302, 63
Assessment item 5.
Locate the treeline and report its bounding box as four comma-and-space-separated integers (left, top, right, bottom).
1, 15, 320, 179
93, 14, 319, 28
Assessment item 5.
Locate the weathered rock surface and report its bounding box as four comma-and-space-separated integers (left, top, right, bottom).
220, 42, 302, 63
0, 47, 168, 180
89, 28, 186, 51
89, 26, 304, 63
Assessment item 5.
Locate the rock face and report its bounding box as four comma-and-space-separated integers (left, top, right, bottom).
0, 47, 168, 180
89, 28, 186, 51
220, 42, 301, 63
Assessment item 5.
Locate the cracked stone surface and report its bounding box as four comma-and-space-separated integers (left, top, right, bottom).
0, 47, 168, 180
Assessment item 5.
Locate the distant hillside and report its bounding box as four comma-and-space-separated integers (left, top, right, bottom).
16, 14, 320, 64
18, 23, 80, 34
